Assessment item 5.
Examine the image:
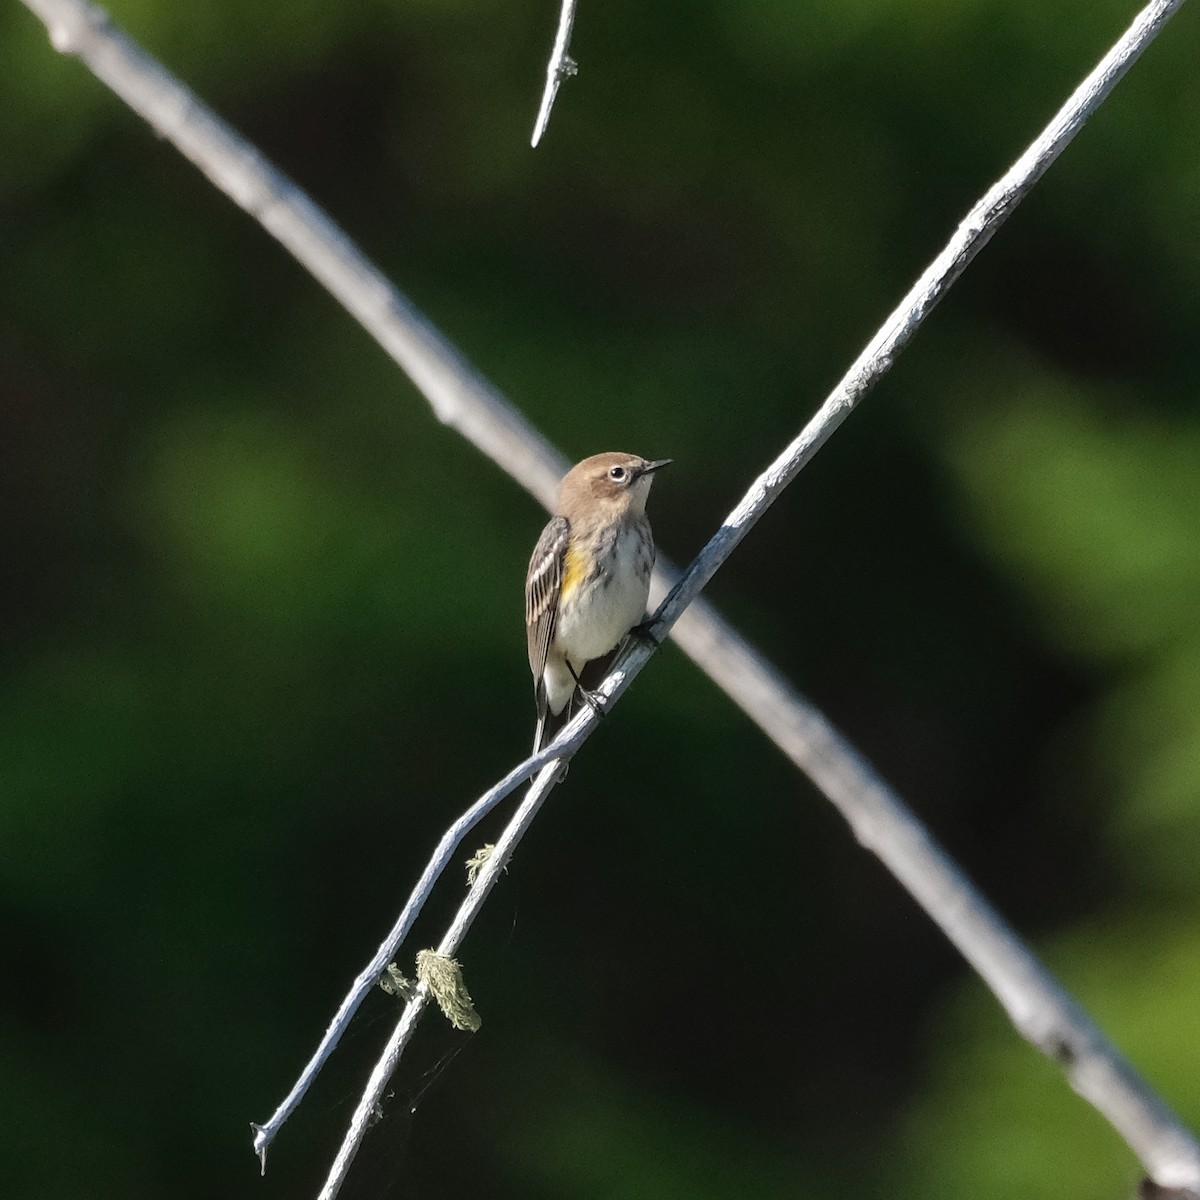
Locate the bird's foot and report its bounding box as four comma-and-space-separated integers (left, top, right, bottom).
578, 686, 608, 719
566, 661, 609, 720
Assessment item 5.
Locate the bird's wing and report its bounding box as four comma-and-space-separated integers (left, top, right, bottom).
525, 516, 569, 686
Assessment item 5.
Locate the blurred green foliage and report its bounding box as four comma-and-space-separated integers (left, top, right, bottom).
3, 0, 1199, 1197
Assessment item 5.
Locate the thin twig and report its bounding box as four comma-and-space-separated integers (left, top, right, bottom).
17, 0, 1199, 1193
531, 0, 579, 147
316, 759, 564, 1199
248, 724, 590, 1171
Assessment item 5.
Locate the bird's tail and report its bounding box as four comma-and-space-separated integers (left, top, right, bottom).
532, 677, 556, 755
533, 649, 618, 755
533, 705, 567, 755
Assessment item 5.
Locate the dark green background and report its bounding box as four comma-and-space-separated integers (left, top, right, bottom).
3, 0, 1200, 1196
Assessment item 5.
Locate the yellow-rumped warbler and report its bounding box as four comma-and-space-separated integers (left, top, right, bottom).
525, 452, 671, 752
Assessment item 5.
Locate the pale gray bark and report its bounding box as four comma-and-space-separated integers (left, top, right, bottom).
16, 1, 1198, 1197
531, 0, 579, 146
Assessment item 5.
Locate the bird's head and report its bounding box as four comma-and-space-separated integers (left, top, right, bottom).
558, 452, 672, 519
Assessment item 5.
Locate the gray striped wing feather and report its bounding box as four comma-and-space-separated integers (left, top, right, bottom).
525, 516, 569, 693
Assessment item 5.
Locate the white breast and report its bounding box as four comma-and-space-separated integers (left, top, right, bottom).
556, 524, 652, 666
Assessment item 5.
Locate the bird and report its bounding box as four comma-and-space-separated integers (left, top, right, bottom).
525, 452, 671, 753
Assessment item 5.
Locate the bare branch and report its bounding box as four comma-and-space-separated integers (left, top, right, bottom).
531, 0, 579, 147
315, 0, 1200, 1181
17, 0, 1199, 1192
17, 0, 567, 507
316, 760, 565, 1200
248, 727, 589, 1172
640, 0, 1193, 626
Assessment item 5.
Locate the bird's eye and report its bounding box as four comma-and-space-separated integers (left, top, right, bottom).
609, 466, 627, 481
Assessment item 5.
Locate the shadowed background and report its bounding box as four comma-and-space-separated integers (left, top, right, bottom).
3, 0, 1200, 1197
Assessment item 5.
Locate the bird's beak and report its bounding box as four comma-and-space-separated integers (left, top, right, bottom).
639, 458, 673, 477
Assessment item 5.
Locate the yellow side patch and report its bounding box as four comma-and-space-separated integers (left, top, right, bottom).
561, 540, 586, 602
